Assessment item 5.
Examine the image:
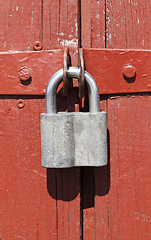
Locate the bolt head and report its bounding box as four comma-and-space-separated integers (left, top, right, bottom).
18, 67, 31, 81
16, 99, 25, 109
123, 64, 136, 78
33, 41, 42, 51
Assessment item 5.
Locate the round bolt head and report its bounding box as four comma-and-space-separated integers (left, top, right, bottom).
123, 64, 136, 78
18, 67, 31, 81
33, 41, 42, 51
16, 99, 25, 109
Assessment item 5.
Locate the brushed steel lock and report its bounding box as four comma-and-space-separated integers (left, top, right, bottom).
40, 67, 107, 168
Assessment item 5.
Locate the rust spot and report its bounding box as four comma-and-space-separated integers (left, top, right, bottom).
79, 48, 85, 98
63, 47, 69, 96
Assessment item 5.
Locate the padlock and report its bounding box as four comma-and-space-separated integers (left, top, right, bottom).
40, 67, 107, 168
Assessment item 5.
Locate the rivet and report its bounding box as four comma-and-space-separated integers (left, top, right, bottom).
123, 64, 136, 78
18, 67, 31, 81
43, 89, 46, 94
16, 99, 25, 109
33, 41, 42, 51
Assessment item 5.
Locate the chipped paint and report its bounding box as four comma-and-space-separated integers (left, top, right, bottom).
60, 38, 78, 47
60, 32, 65, 36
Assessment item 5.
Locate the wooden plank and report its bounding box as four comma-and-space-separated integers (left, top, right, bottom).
43, 0, 80, 66
91, 0, 106, 48
81, 1, 107, 239
82, 167, 95, 240
0, 97, 81, 239
81, 0, 91, 48
43, 1, 81, 239
81, 0, 108, 239
94, 96, 109, 240
68, 168, 81, 240
106, 1, 151, 239
0, 97, 80, 240
0, 98, 44, 239
106, 0, 151, 49
47, 168, 58, 239
0, 0, 43, 51
43, 0, 60, 50
107, 95, 151, 239
81, 0, 105, 48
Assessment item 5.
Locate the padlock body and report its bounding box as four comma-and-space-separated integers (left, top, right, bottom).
41, 112, 107, 168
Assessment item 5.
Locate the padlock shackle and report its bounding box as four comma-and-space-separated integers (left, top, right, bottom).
46, 67, 100, 114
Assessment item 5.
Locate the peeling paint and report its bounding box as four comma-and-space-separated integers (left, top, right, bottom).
142, 39, 144, 46
60, 38, 78, 47
60, 32, 65, 36
75, 22, 78, 34
33, 170, 46, 178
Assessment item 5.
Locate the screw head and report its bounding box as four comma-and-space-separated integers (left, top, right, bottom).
33, 41, 42, 51
18, 67, 31, 81
123, 64, 136, 78
16, 99, 25, 109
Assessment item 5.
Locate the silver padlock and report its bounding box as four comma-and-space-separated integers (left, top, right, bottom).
41, 67, 107, 168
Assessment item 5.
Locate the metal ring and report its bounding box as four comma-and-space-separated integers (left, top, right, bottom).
79, 48, 85, 98
63, 47, 69, 96
46, 67, 100, 114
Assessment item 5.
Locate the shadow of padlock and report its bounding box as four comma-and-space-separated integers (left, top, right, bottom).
41, 67, 107, 168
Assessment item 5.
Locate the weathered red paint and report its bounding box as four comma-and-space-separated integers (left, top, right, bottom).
81, 0, 151, 239
0, 50, 63, 95
83, 48, 151, 94
1, 48, 151, 95
18, 66, 32, 81
33, 41, 43, 51
16, 99, 25, 109
0, 0, 81, 240
122, 64, 136, 78
1, 0, 151, 239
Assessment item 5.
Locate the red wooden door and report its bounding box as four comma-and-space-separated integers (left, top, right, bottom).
0, 1, 151, 240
